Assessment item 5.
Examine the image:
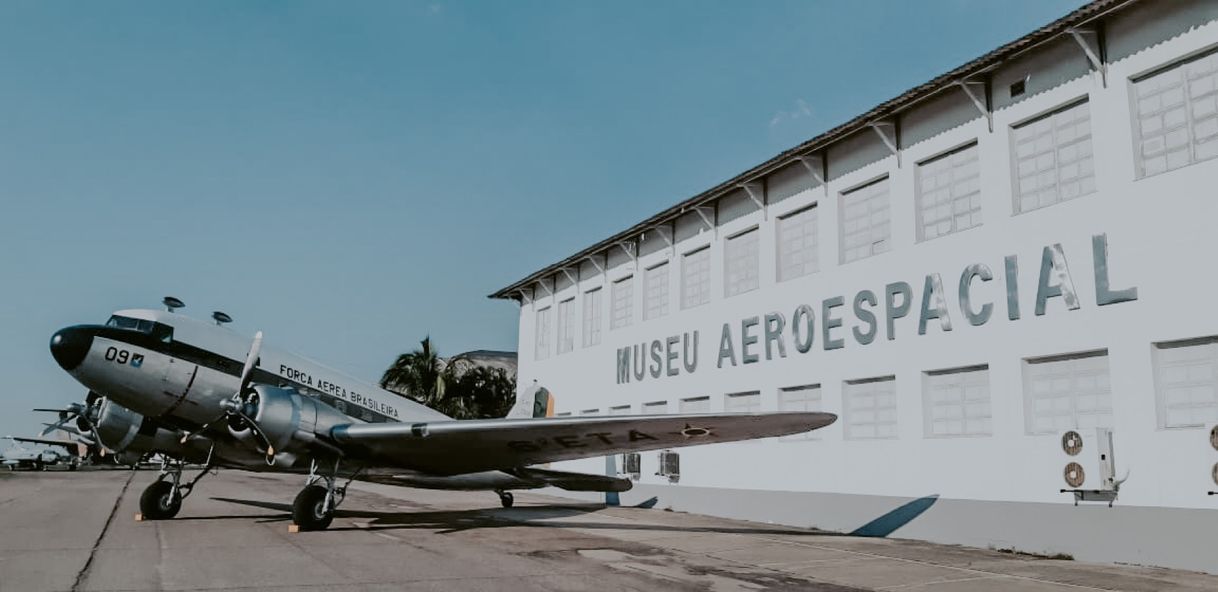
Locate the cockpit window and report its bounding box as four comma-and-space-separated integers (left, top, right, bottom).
105, 315, 174, 343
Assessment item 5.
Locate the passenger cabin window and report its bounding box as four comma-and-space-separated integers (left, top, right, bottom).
105, 315, 173, 343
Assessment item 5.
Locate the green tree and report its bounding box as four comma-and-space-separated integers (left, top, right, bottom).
381, 337, 517, 419
379, 336, 445, 407
441, 366, 517, 419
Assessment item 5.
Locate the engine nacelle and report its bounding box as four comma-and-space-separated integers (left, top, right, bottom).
231, 385, 352, 466
94, 398, 186, 459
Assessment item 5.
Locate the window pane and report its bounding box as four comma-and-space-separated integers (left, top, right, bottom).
679, 396, 711, 413
843, 377, 897, 439
777, 206, 819, 282
1011, 101, 1095, 212
917, 143, 981, 241
1154, 338, 1218, 428
611, 276, 633, 329
725, 391, 761, 413
681, 247, 711, 309
582, 288, 602, 347
923, 366, 992, 437
1022, 352, 1112, 434
839, 178, 891, 263
556, 298, 575, 354
643, 262, 670, 320
534, 307, 551, 360
724, 228, 760, 297
1133, 50, 1218, 178
642, 401, 668, 414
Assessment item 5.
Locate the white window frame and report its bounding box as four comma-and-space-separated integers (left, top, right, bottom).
680, 246, 711, 309
778, 384, 822, 441
843, 376, 897, 440
1022, 350, 1112, 435
724, 227, 760, 297
1152, 336, 1218, 429
776, 204, 819, 282
643, 261, 670, 321
534, 306, 551, 361
724, 391, 761, 413
582, 287, 602, 347
915, 141, 982, 242
922, 365, 992, 438
642, 400, 668, 414
556, 297, 575, 354
1010, 99, 1095, 214
1130, 48, 1218, 179
679, 396, 711, 413
838, 176, 891, 264
610, 275, 633, 330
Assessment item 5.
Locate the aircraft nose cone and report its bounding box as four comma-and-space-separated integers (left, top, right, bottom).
50, 327, 92, 371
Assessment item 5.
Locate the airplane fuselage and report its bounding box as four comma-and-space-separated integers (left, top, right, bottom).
50, 309, 458, 475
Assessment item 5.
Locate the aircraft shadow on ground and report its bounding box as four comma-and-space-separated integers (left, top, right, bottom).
208, 497, 842, 537
205, 493, 939, 538
849, 494, 939, 538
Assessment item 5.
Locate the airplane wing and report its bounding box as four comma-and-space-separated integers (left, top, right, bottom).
331, 411, 834, 476
6, 436, 88, 452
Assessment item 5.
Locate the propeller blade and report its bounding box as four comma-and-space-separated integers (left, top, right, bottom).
235, 331, 263, 397
32, 408, 70, 413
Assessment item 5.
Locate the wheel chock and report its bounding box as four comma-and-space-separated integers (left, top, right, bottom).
134, 513, 144, 522
288, 523, 301, 533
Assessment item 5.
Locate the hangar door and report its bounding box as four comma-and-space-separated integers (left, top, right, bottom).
1023, 351, 1112, 434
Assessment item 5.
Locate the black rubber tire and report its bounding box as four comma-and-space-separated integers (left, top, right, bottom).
292, 485, 334, 531
499, 491, 514, 508
68, 463, 78, 472
35, 462, 45, 471
139, 480, 182, 520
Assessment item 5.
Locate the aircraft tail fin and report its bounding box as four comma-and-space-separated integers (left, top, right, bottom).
506, 382, 553, 419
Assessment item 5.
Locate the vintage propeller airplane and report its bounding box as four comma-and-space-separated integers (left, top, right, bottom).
48, 297, 836, 530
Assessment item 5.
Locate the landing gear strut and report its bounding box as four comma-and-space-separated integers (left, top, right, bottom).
292, 459, 355, 531
139, 452, 215, 521
496, 490, 514, 508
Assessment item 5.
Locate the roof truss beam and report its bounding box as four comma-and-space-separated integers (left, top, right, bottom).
1068, 26, 1106, 87
796, 154, 828, 196
739, 182, 766, 219
956, 78, 993, 132
869, 120, 900, 167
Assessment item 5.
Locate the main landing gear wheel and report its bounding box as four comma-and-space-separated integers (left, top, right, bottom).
139, 481, 182, 520
292, 484, 335, 531
497, 490, 514, 508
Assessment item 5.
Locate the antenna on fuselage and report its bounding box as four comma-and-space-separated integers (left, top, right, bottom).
162, 296, 185, 313
212, 311, 233, 326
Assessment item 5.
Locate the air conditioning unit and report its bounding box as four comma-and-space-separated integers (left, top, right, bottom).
621, 452, 641, 480
656, 450, 680, 483
1059, 428, 1121, 505
1209, 425, 1217, 497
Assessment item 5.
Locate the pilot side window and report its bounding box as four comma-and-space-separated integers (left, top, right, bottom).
106, 316, 173, 343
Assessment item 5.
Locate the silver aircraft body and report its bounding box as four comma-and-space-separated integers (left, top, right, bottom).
49, 302, 836, 529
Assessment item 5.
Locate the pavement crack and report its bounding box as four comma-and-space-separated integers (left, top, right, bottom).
71, 470, 135, 592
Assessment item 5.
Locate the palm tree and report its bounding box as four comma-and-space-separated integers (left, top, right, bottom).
379, 336, 445, 408
441, 366, 516, 419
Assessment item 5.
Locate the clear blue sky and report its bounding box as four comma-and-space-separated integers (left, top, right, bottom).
0, 0, 1083, 442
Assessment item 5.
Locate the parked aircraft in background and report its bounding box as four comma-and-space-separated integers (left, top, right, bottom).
1, 441, 76, 471
48, 297, 836, 530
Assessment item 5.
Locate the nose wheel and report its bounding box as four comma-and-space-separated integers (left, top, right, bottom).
496, 490, 514, 508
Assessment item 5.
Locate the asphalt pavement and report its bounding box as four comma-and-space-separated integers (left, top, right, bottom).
1, 468, 1215, 591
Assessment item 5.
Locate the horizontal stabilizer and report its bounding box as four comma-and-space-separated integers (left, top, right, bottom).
513, 467, 633, 493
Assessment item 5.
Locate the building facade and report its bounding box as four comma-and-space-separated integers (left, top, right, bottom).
491, 0, 1218, 573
